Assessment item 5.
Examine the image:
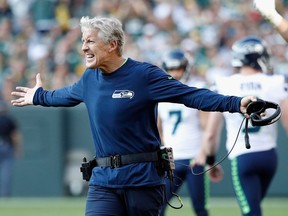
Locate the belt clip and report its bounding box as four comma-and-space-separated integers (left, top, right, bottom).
110, 155, 121, 168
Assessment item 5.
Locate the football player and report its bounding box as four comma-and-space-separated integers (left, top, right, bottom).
158, 49, 223, 216
200, 36, 288, 216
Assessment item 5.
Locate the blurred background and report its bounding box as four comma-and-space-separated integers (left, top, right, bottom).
0, 0, 288, 198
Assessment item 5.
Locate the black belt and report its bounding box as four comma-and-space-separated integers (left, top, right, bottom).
95, 151, 159, 168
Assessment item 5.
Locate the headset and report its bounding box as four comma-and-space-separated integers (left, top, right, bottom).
190, 98, 282, 176
246, 99, 281, 127
244, 99, 281, 149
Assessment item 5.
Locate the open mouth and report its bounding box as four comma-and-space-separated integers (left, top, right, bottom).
86, 54, 94, 60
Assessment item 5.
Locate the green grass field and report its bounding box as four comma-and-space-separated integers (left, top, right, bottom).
0, 197, 287, 216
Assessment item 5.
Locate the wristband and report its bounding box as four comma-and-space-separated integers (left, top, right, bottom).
206, 155, 216, 166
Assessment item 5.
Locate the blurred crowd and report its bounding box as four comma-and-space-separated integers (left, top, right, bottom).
1, 0, 288, 103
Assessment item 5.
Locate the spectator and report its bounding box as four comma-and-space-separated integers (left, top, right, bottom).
0, 99, 22, 197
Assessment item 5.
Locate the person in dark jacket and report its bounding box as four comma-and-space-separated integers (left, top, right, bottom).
11, 16, 256, 216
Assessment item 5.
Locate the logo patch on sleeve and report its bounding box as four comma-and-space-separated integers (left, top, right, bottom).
112, 90, 134, 99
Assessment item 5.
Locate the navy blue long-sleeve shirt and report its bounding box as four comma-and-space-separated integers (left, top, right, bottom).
33, 58, 242, 188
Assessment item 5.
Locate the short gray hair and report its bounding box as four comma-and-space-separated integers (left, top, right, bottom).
80, 16, 125, 55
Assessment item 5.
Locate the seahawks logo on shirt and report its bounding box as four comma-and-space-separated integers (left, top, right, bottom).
112, 90, 134, 99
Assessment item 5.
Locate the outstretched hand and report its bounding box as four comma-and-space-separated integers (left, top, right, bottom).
11, 73, 42, 107
240, 96, 257, 117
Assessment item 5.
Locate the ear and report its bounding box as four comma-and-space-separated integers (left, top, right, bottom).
108, 40, 118, 53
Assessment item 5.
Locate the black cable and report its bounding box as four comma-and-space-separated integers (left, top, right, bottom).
162, 116, 247, 209
190, 116, 247, 176
165, 180, 184, 209
171, 175, 183, 187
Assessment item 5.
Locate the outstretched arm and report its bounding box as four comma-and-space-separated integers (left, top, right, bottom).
254, 0, 288, 42
11, 73, 42, 107
192, 95, 256, 165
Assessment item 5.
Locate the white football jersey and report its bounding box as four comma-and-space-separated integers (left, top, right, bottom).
215, 73, 288, 158
158, 78, 207, 160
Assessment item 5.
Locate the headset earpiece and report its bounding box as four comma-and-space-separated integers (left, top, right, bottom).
246, 99, 266, 115
250, 113, 261, 121
244, 99, 281, 149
